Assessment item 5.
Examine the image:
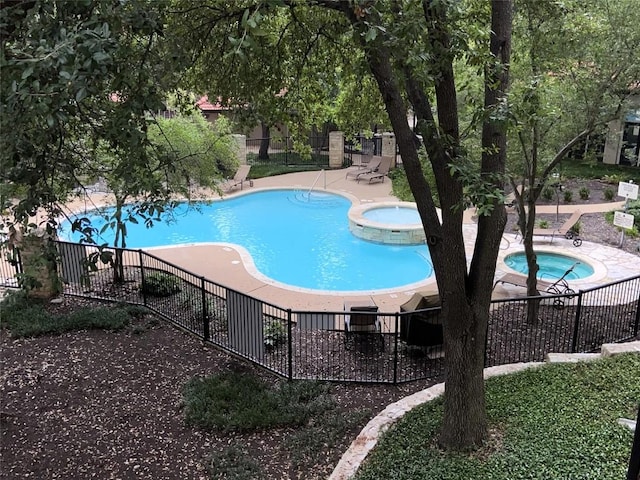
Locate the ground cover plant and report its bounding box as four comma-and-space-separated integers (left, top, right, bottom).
183, 373, 334, 432
0, 290, 140, 338
353, 353, 640, 480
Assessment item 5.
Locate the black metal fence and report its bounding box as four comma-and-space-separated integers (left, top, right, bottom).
343, 134, 382, 167
1, 240, 638, 384
246, 136, 330, 167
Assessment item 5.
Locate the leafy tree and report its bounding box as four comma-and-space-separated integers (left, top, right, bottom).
1, 0, 183, 235
170, 0, 512, 451
148, 114, 238, 190
0, 1, 237, 283
72, 114, 237, 282
507, 0, 640, 312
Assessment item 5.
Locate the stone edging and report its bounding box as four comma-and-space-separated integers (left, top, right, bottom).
329, 341, 640, 480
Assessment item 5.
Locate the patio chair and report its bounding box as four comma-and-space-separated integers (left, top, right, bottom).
343, 299, 383, 351
346, 156, 382, 180
516, 210, 583, 246
493, 262, 578, 309
356, 155, 392, 184
350, 150, 374, 169
224, 165, 252, 192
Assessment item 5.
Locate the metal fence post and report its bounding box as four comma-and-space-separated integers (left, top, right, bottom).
393, 312, 399, 384
201, 277, 209, 341
570, 291, 584, 353
287, 309, 293, 381
138, 249, 147, 307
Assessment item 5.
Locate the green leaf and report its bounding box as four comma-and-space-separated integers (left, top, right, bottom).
21, 66, 34, 80
365, 27, 377, 42
75, 88, 87, 102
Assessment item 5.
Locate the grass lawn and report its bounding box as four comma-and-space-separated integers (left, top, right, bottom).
354, 353, 639, 480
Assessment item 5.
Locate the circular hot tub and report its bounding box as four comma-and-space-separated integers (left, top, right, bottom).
348, 202, 426, 245
504, 251, 595, 280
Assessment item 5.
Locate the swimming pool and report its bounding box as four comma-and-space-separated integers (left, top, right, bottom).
60, 190, 434, 292
504, 252, 594, 280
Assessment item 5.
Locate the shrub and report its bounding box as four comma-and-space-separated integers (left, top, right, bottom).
183, 373, 334, 432
141, 272, 182, 297
537, 219, 550, 229
541, 186, 554, 201
602, 173, 622, 184
626, 199, 640, 228
0, 291, 132, 338
563, 189, 573, 202
603, 187, 615, 201
579, 187, 590, 200
264, 319, 287, 348
570, 221, 582, 235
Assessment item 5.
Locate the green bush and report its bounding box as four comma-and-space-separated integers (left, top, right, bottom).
579, 187, 590, 200
183, 373, 334, 432
264, 319, 287, 348
603, 187, 615, 201
537, 219, 550, 229
626, 199, 640, 228
141, 272, 182, 297
570, 220, 581, 235
563, 189, 573, 202
0, 291, 133, 338
602, 173, 623, 184
541, 186, 554, 201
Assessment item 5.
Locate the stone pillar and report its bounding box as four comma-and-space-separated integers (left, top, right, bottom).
15, 230, 61, 299
232, 134, 247, 165
329, 131, 344, 169
381, 132, 397, 168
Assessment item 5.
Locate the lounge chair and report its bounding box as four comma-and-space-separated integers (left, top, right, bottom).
343, 299, 383, 350
224, 165, 251, 192
493, 262, 579, 308
531, 210, 583, 246
350, 150, 374, 169
492, 273, 554, 294
356, 155, 392, 183
346, 156, 382, 180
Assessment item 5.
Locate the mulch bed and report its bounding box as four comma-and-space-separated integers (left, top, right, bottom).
0, 297, 437, 480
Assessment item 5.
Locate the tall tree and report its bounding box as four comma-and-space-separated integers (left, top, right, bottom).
171, 0, 512, 450
0, 0, 186, 235
507, 0, 640, 308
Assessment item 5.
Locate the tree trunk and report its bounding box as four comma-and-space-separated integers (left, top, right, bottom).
439, 301, 489, 447
523, 199, 542, 323
112, 198, 126, 284
258, 122, 270, 160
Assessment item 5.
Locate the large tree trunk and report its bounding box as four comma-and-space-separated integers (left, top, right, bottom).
258, 122, 270, 160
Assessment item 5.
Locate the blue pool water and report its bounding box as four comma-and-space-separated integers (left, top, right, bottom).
60, 190, 434, 291
504, 252, 594, 280
362, 206, 421, 224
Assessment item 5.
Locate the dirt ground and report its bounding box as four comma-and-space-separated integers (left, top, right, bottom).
0, 309, 434, 480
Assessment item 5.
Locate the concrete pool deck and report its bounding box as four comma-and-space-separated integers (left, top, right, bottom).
64, 167, 639, 313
